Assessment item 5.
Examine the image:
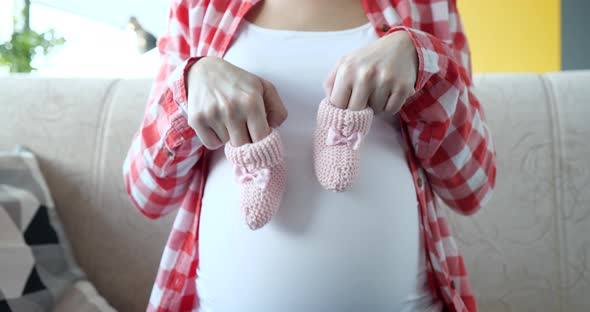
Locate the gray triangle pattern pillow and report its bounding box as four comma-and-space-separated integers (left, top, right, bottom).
0, 147, 113, 312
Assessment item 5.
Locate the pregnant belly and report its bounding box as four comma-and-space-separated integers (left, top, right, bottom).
196, 117, 434, 312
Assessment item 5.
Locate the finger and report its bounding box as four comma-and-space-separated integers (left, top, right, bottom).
210, 123, 230, 145
260, 78, 288, 127
330, 67, 353, 109
348, 81, 371, 111
384, 93, 403, 115
323, 57, 344, 97
245, 95, 271, 142
385, 85, 413, 115
247, 113, 271, 143
193, 119, 223, 150
227, 120, 251, 146
368, 87, 390, 114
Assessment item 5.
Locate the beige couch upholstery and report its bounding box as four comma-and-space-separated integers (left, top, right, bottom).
1, 71, 589, 311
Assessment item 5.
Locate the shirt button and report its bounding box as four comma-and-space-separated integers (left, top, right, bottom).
166, 148, 174, 157
450, 280, 456, 290
417, 177, 424, 188
380, 23, 391, 32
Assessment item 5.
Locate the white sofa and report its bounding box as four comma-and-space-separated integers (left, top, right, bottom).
1, 71, 589, 311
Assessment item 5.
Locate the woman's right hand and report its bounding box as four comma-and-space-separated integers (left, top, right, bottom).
186, 56, 288, 150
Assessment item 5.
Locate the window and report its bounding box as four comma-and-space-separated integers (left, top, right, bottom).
1, 2, 161, 77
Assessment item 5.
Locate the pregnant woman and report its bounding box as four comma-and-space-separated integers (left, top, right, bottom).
123, 0, 496, 311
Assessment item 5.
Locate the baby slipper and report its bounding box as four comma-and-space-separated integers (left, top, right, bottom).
225, 128, 287, 230
313, 98, 373, 192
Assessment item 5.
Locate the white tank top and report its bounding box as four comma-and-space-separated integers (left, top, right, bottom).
196, 20, 441, 312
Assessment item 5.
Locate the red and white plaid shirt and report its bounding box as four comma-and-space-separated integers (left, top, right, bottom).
123, 0, 496, 311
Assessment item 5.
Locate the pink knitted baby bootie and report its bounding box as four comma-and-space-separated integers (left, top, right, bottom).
225, 129, 287, 230
313, 98, 374, 192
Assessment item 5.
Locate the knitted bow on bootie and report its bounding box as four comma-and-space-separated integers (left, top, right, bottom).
313, 98, 374, 192
225, 128, 287, 230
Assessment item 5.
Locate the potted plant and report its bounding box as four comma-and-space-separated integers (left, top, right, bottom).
0, 0, 65, 73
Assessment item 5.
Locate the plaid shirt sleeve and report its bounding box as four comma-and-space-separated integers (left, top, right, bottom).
389, 0, 496, 216
122, 0, 204, 219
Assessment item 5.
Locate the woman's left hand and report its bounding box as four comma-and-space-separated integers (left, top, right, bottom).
324, 30, 418, 115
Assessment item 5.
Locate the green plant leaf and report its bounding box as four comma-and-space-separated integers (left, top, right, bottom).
0, 1, 65, 73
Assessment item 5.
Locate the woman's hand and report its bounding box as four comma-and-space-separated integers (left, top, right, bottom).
186, 56, 288, 150
324, 30, 418, 114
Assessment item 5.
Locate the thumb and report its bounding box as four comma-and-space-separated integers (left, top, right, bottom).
260, 78, 288, 128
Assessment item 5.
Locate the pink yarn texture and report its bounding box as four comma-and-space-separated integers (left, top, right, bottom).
224, 128, 287, 230
313, 98, 374, 192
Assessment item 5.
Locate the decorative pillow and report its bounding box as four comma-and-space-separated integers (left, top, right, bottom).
0, 147, 114, 312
